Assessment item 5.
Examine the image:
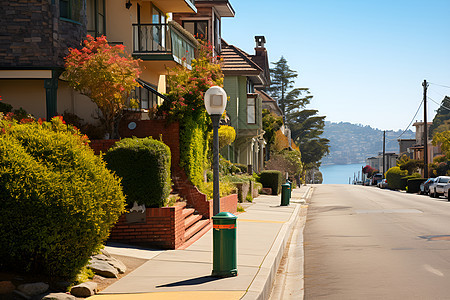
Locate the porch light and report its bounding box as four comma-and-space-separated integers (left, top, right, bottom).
204, 86, 227, 216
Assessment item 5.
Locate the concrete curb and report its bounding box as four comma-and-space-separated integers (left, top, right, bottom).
241, 202, 302, 300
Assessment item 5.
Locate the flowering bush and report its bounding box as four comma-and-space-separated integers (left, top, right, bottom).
159, 41, 223, 121
159, 41, 224, 186
64, 35, 141, 139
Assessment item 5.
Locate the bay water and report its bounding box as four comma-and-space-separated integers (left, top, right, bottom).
320, 163, 365, 184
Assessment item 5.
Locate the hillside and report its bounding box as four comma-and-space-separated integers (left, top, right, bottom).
320, 121, 415, 165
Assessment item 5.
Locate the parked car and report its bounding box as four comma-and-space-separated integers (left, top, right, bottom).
429, 176, 450, 198
377, 179, 388, 189
443, 184, 450, 201
419, 178, 435, 195
372, 173, 383, 186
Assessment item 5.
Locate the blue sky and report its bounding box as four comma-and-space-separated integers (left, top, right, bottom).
221, 0, 450, 131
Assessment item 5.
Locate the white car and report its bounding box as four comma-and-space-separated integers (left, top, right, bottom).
429, 176, 450, 198
443, 183, 450, 201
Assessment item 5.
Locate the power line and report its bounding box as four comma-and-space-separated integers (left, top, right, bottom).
428, 96, 450, 112
429, 82, 450, 89
396, 99, 424, 140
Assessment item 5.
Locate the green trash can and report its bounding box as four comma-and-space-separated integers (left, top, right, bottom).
211, 212, 238, 277
281, 183, 291, 206
286, 180, 292, 199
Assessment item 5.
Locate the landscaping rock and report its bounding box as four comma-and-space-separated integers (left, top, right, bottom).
92, 254, 110, 261
91, 253, 127, 274
106, 257, 127, 274
17, 282, 49, 296
262, 187, 272, 195
41, 293, 76, 300
70, 282, 97, 297
88, 260, 119, 278
0, 281, 15, 294
100, 248, 111, 257
13, 290, 31, 299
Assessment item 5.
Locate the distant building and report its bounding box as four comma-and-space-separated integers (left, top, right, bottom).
366, 152, 399, 174
398, 139, 415, 158
410, 122, 442, 165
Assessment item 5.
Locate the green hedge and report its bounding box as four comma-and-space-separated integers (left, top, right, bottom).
105, 137, 171, 208
0, 116, 125, 280
180, 114, 209, 187
407, 178, 427, 193
259, 170, 282, 195
385, 166, 408, 190
400, 173, 421, 191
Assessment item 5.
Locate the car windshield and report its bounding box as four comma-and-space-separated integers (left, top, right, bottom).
439, 178, 450, 183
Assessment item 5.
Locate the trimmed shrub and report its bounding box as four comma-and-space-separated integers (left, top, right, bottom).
0, 116, 125, 280
407, 178, 427, 193
400, 174, 421, 190
104, 137, 171, 208
259, 170, 283, 195
385, 166, 408, 190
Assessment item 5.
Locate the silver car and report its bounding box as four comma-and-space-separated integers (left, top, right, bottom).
429, 176, 450, 198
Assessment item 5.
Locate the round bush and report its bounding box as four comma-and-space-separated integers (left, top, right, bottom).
259, 170, 282, 195
385, 166, 408, 190
0, 116, 126, 280
104, 137, 171, 208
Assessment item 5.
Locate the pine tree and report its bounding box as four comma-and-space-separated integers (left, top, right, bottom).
268, 56, 329, 170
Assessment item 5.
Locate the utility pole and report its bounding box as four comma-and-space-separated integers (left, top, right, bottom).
383, 130, 386, 178
423, 80, 429, 178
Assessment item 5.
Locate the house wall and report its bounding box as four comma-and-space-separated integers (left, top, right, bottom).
0, 80, 46, 118
223, 76, 264, 172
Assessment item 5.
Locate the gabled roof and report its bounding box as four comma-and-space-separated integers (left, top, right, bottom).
220, 40, 263, 76
257, 89, 283, 116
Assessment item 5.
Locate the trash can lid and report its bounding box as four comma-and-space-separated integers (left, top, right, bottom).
212, 212, 237, 219
282, 183, 291, 187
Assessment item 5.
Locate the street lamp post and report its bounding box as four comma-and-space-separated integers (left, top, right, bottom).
204, 86, 227, 216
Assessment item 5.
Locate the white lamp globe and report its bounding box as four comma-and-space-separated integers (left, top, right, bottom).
204, 86, 227, 115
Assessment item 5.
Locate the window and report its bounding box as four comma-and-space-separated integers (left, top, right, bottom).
183, 21, 208, 40
60, 0, 82, 22
247, 98, 256, 124
247, 79, 254, 94
87, 0, 106, 37
152, 5, 166, 48
214, 16, 221, 54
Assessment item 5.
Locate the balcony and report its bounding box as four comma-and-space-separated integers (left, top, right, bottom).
149, 0, 196, 14
132, 22, 197, 67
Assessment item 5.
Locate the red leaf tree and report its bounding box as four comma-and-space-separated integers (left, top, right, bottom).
64, 35, 141, 139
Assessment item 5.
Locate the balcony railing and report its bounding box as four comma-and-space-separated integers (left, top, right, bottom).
132, 23, 196, 66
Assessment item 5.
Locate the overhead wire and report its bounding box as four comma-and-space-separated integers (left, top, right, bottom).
429, 82, 450, 89
396, 99, 424, 140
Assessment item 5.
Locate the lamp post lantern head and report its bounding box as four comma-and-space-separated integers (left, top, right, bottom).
205, 86, 227, 115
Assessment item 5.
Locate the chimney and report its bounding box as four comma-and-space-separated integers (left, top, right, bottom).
255, 36, 266, 55
255, 36, 266, 48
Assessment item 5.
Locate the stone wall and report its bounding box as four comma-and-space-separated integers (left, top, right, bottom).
0, 0, 86, 68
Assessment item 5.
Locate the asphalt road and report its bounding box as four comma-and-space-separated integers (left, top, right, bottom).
304, 184, 450, 300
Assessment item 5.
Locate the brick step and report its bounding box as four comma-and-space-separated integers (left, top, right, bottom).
182, 208, 195, 219
184, 213, 202, 228
184, 219, 210, 242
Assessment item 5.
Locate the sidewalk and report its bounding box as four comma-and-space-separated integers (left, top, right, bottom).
89, 185, 311, 300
